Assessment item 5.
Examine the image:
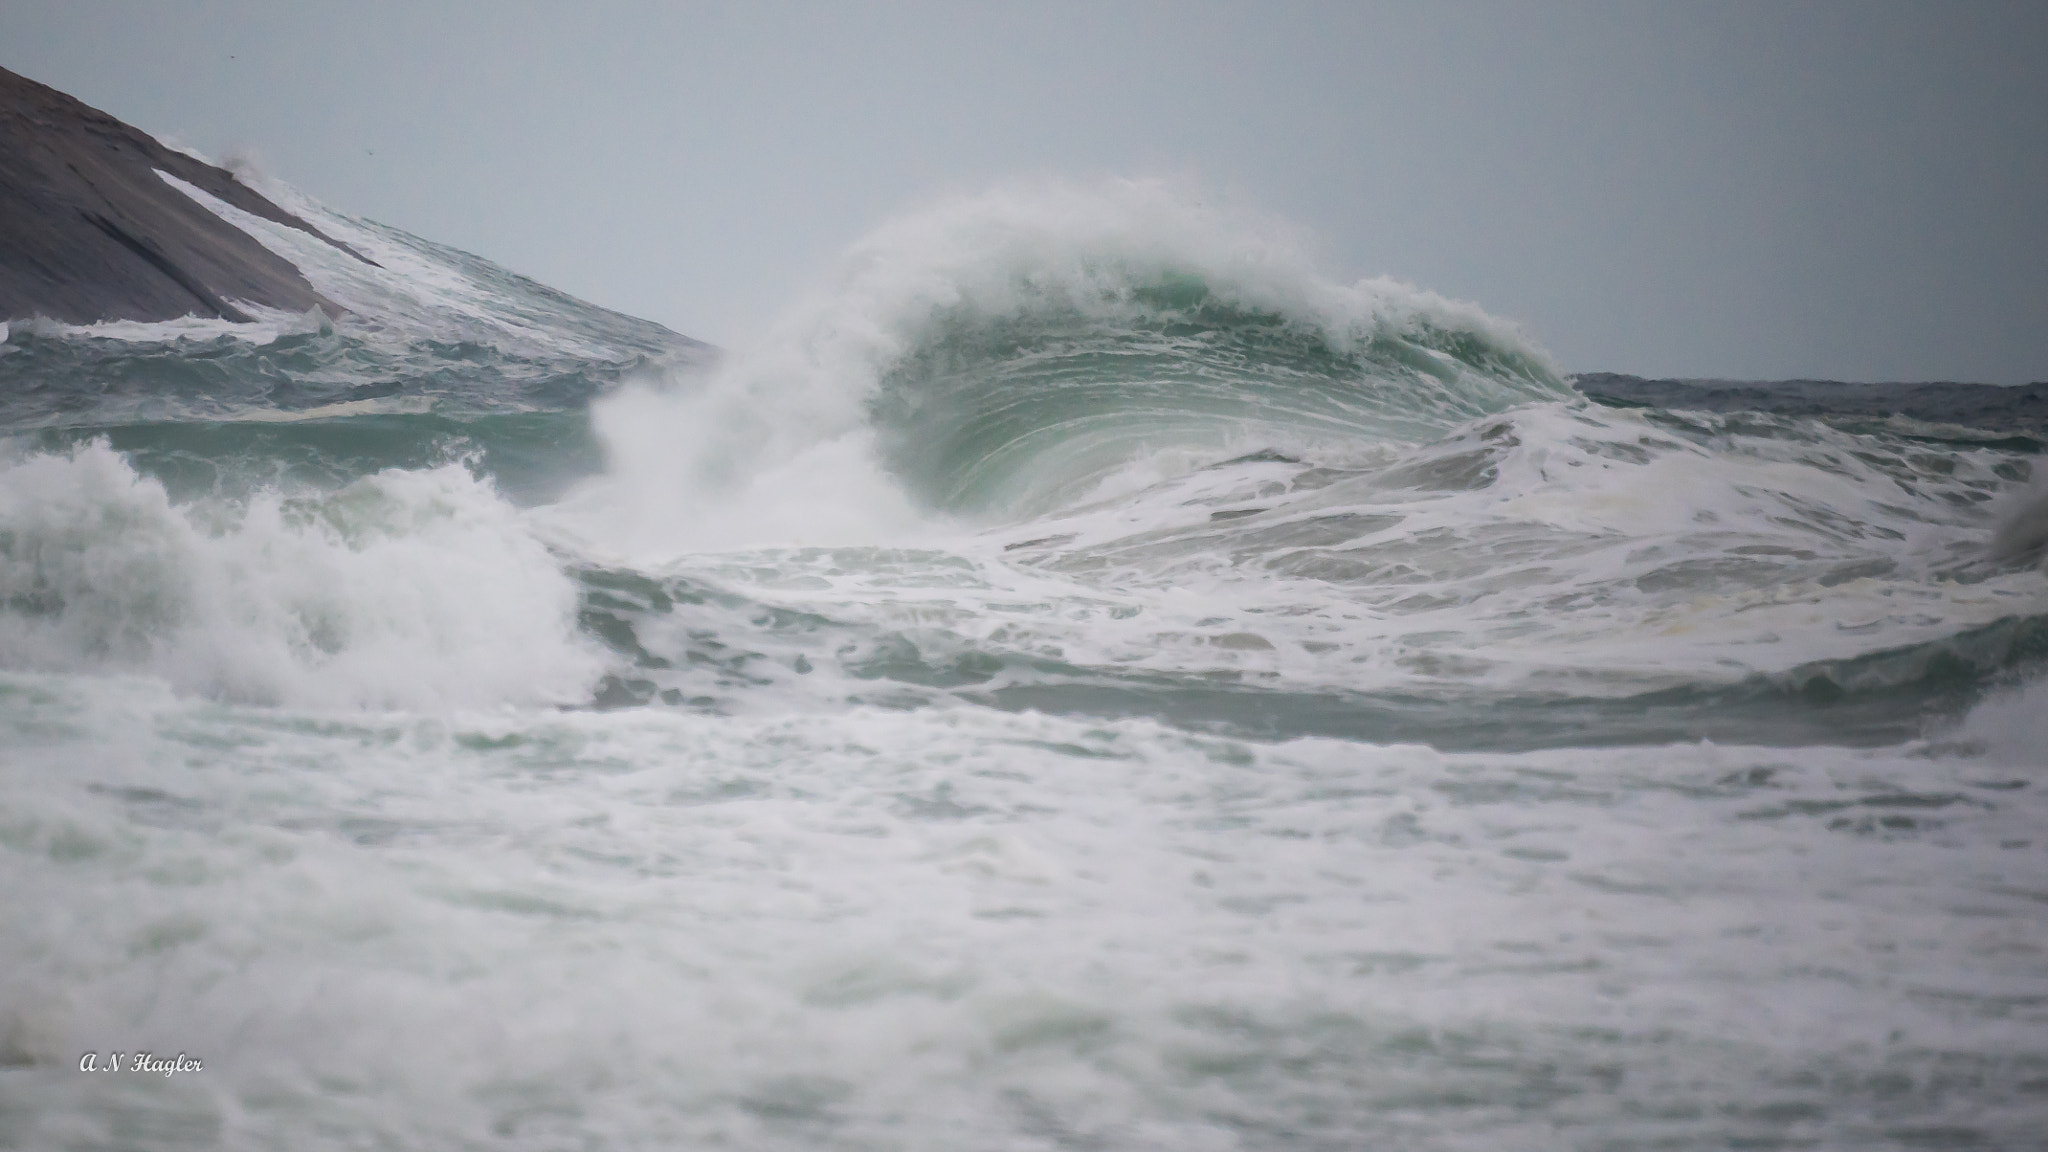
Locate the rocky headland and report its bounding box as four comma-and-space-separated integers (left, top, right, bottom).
0, 65, 374, 325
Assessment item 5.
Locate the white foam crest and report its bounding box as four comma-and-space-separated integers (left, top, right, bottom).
569, 180, 1555, 557
0, 442, 601, 710
826, 178, 1554, 364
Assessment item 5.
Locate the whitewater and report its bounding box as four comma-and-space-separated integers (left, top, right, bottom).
2, 175, 2044, 1150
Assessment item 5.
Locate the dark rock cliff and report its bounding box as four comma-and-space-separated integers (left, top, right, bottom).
0, 65, 375, 324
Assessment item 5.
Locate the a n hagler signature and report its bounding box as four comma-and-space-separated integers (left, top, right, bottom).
77, 1052, 202, 1077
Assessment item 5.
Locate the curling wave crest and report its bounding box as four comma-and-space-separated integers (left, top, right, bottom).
574, 181, 1568, 550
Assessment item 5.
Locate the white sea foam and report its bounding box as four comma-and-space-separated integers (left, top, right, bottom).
546, 376, 934, 557
2, 692, 2041, 1149
592, 395, 2041, 721
0, 442, 599, 709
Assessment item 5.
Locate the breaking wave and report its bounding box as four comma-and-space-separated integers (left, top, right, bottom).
575, 181, 1567, 551
0, 441, 598, 709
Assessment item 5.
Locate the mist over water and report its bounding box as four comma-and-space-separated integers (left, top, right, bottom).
3, 176, 2045, 1149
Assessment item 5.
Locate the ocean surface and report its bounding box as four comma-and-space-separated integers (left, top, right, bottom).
2, 176, 2045, 1150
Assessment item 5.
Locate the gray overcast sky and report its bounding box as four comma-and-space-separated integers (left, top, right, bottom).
4, 1, 2045, 382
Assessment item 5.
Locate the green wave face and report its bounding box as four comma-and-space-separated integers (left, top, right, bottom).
869, 270, 1569, 517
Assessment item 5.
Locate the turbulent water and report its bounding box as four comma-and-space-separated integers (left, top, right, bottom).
3, 176, 2046, 1150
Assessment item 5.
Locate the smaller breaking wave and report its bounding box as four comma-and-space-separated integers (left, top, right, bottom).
0, 441, 599, 709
